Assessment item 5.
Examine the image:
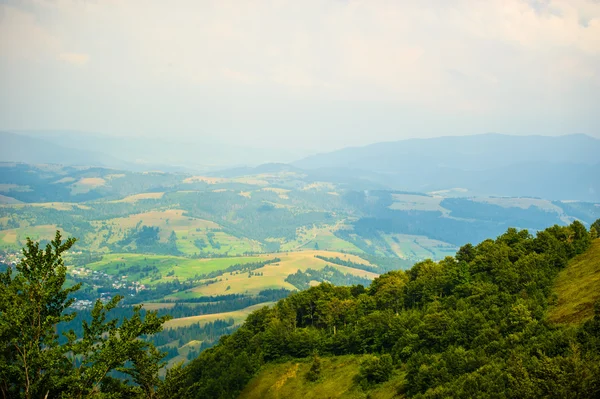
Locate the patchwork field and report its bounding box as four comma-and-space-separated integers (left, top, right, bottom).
85, 253, 266, 285
382, 233, 457, 260
164, 302, 275, 329
177, 250, 378, 297
114, 192, 165, 202
70, 177, 106, 194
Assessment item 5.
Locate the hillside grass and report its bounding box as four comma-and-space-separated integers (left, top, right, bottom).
239, 355, 405, 399
548, 238, 600, 324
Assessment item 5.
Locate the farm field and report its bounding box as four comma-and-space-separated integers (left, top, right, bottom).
177, 250, 378, 297
163, 302, 275, 329
382, 233, 457, 260
0, 224, 68, 249
85, 253, 266, 285
280, 224, 363, 253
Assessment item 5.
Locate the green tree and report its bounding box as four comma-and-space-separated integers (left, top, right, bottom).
0, 231, 171, 399
591, 219, 600, 236
356, 354, 394, 388
305, 352, 321, 382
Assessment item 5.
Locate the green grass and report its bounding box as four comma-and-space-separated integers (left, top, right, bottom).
280, 224, 363, 253
85, 253, 264, 285
239, 355, 405, 399
382, 233, 457, 260
548, 239, 600, 324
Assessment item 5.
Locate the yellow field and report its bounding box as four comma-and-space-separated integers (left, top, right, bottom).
185, 250, 378, 296
183, 176, 228, 184
53, 177, 76, 184
261, 187, 289, 199
302, 182, 336, 191
164, 302, 274, 329
70, 177, 106, 194
114, 192, 165, 202
548, 239, 600, 324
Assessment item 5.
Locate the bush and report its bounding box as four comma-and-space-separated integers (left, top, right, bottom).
356, 354, 394, 388
306, 353, 322, 382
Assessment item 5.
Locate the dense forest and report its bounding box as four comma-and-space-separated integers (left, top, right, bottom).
163, 221, 600, 398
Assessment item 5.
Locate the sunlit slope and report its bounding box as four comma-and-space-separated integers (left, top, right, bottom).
239, 355, 404, 399
549, 238, 600, 324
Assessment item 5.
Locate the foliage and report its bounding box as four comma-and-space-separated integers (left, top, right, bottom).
166, 221, 600, 398
305, 353, 322, 382
0, 231, 171, 398
355, 354, 394, 388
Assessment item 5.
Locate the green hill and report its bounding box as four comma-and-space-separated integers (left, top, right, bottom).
240, 237, 600, 399
163, 222, 600, 399
549, 238, 600, 324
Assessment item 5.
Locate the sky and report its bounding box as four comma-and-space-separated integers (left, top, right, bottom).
1, 0, 599, 152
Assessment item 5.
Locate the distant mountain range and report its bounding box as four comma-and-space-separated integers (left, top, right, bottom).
0, 131, 310, 173
292, 134, 600, 201
2, 131, 599, 201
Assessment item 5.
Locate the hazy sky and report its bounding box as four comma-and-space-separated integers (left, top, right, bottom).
1, 0, 599, 151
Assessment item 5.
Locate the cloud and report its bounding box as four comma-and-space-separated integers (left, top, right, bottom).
0, 0, 598, 147
0, 4, 60, 60
58, 52, 90, 66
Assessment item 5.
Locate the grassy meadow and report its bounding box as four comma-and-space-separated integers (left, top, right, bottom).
240, 355, 405, 399
548, 238, 600, 324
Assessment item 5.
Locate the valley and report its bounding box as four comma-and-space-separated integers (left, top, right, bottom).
1, 161, 600, 368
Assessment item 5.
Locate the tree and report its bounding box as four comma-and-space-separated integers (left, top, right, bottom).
0, 231, 171, 399
305, 352, 321, 382
591, 219, 600, 236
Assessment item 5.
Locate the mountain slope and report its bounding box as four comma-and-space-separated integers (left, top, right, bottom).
294, 134, 600, 171
549, 238, 600, 324
239, 355, 403, 399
